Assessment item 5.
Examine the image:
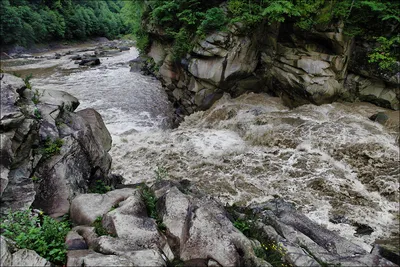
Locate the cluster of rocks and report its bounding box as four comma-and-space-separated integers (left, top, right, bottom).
4, 180, 397, 266
0, 73, 113, 217
137, 12, 399, 123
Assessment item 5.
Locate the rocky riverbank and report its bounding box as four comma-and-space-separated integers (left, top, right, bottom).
1, 73, 398, 266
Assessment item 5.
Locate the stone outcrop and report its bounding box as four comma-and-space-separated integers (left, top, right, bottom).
1, 236, 51, 267
140, 9, 399, 122
0, 73, 113, 218
66, 181, 398, 267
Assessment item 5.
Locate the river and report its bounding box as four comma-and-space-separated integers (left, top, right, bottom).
2, 42, 398, 253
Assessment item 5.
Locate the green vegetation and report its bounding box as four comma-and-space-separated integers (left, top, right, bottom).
33, 108, 41, 120
92, 216, 112, 237
32, 88, 41, 105
0, 209, 70, 264
41, 138, 63, 158
128, 0, 398, 69
0, 0, 129, 47
368, 36, 400, 71
89, 180, 112, 194
140, 185, 166, 233
23, 73, 32, 89
228, 205, 291, 267
154, 165, 168, 182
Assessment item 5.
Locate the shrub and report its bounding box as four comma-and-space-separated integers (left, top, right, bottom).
197, 7, 226, 35
0, 209, 70, 265
89, 180, 111, 194
141, 185, 166, 232
42, 138, 63, 158
92, 216, 109, 236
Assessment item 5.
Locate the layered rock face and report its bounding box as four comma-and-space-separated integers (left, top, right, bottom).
0, 73, 112, 218
141, 19, 399, 121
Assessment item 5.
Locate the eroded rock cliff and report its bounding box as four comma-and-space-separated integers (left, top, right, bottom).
137, 15, 399, 124
0, 73, 112, 218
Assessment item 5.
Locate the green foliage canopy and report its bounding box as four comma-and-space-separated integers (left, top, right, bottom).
0, 0, 128, 46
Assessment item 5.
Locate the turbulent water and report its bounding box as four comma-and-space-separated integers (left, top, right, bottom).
3, 43, 399, 252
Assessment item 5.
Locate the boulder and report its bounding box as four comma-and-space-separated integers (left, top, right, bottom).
11, 249, 51, 267
70, 188, 137, 225
66, 231, 88, 250
344, 73, 399, 110
0, 73, 26, 130
67, 250, 134, 267
79, 58, 101, 66
77, 108, 112, 152
157, 184, 262, 266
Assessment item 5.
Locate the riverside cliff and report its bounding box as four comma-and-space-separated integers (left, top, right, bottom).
133, 1, 399, 124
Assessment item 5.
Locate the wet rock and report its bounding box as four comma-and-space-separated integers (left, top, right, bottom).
246, 199, 398, 267
79, 58, 101, 66
70, 55, 82, 60
344, 73, 399, 110
70, 188, 137, 225
72, 226, 98, 248
119, 46, 130, 52
372, 239, 400, 266
369, 112, 389, 124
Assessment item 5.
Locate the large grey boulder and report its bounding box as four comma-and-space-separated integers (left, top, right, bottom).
67, 250, 134, 267
344, 73, 399, 110
1, 237, 51, 267
156, 184, 263, 266
70, 188, 137, 225
77, 108, 112, 152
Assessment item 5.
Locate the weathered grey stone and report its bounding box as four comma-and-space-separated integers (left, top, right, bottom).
33, 88, 80, 112
0, 73, 25, 130
250, 199, 396, 267
345, 73, 399, 110
123, 249, 166, 267
70, 188, 138, 225
66, 230, 88, 250
102, 194, 162, 244
77, 108, 112, 152
33, 136, 90, 217
72, 226, 98, 248
11, 249, 51, 266
67, 250, 134, 267
1, 236, 13, 267
224, 36, 258, 80
158, 185, 261, 266
148, 41, 166, 65
59, 111, 112, 181
188, 57, 225, 86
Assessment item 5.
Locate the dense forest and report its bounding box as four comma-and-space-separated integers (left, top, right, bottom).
1, 0, 398, 69
125, 0, 399, 70
0, 0, 130, 46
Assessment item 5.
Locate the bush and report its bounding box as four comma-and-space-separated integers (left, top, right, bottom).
42, 138, 63, 158
0, 209, 70, 264
197, 7, 226, 35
